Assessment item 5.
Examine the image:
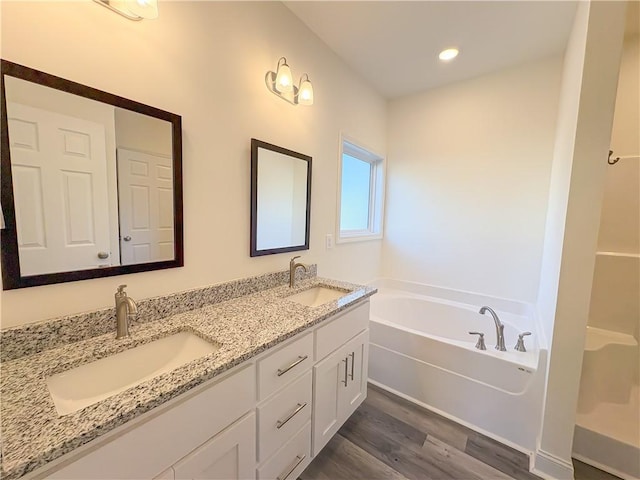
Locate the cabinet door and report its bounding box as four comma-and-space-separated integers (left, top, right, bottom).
312, 345, 347, 456
339, 330, 369, 421
173, 412, 256, 480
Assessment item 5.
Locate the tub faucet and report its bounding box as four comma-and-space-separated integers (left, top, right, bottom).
115, 284, 138, 339
289, 256, 308, 288
479, 306, 506, 351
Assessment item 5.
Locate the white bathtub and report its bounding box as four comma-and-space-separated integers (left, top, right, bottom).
368, 278, 547, 453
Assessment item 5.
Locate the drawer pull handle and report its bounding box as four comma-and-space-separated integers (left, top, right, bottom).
277, 454, 306, 480
349, 351, 355, 380
276, 402, 307, 429
277, 355, 308, 377
342, 357, 348, 386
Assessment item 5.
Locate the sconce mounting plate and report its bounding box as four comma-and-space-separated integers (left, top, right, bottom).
265, 71, 299, 105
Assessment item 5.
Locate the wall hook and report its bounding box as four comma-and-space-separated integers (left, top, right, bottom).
608, 150, 620, 165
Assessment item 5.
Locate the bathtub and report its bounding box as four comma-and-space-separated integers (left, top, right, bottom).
368, 278, 547, 453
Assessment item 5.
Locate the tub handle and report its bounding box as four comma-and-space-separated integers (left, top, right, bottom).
469, 331, 487, 350
515, 332, 532, 352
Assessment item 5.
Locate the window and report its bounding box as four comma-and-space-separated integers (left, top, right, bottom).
337, 136, 384, 242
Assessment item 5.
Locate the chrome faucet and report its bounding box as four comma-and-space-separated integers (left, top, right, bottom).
289, 256, 309, 288
115, 284, 138, 339
479, 306, 506, 351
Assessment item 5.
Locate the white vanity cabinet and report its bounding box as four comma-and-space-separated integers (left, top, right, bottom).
31, 299, 371, 480
312, 329, 369, 455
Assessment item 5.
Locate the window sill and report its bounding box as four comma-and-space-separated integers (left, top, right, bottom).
336, 232, 383, 244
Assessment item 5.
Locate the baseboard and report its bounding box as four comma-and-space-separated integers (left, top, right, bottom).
532, 449, 574, 479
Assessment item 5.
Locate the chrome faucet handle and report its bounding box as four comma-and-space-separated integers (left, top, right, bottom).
116, 284, 127, 294
515, 332, 532, 352
290, 256, 301, 264
469, 331, 487, 350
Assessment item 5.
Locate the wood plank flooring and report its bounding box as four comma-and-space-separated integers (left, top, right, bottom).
301, 384, 619, 480
573, 459, 623, 480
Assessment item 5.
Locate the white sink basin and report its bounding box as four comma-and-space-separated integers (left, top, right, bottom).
46, 331, 219, 416
286, 286, 348, 307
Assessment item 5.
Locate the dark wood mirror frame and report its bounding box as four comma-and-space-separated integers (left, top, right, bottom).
250, 139, 312, 257
1, 60, 184, 290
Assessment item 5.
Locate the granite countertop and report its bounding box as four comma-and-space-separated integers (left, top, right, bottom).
0, 277, 376, 480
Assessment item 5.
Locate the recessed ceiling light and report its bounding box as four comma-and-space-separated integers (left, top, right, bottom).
438, 48, 459, 61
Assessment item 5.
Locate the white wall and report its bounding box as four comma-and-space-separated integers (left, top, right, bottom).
588, 34, 640, 338
533, 2, 626, 478
383, 57, 563, 303
256, 149, 307, 249
0, 1, 386, 327
115, 108, 173, 157
597, 34, 640, 255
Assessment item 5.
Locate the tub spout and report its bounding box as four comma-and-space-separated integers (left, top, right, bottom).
479, 306, 506, 352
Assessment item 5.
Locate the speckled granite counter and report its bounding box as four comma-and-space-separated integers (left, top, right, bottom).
0, 276, 376, 480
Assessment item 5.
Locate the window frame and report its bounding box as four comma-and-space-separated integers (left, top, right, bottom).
336, 134, 385, 243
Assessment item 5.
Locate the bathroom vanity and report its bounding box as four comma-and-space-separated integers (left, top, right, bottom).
0, 272, 374, 480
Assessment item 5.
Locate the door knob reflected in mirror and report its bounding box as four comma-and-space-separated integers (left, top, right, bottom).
123, 236, 132, 242
97, 251, 109, 259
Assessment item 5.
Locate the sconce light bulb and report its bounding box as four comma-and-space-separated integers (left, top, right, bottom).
275, 61, 294, 93
297, 77, 314, 106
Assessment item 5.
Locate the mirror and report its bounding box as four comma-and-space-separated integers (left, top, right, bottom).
250, 139, 311, 257
1, 60, 183, 289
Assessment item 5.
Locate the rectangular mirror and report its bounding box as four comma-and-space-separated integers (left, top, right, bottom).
250, 139, 311, 256
1, 60, 183, 289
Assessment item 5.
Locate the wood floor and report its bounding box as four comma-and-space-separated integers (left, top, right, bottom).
300, 383, 620, 480
573, 459, 623, 480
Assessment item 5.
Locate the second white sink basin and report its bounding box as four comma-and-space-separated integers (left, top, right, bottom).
286, 286, 348, 307
46, 331, 219, 416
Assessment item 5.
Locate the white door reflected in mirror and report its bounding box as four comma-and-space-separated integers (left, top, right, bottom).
117, 148, 174, 265
7, 102, 112, 276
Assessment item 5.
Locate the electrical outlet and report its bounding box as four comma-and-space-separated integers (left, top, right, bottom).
325, 234, 334, 250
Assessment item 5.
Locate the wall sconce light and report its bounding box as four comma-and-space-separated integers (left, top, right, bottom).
265, 57, 314, 106
93, 0, 159, 21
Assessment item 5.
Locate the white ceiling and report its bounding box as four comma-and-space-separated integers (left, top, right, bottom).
284, 1, 579, 99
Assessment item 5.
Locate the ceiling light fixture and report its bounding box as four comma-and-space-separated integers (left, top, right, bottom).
265, 57, 314, 106
438, 48, 459, 61
93, 0, 159, 21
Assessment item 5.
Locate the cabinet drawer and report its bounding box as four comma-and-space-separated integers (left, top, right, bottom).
257, 423, 311, 480
315, 301, 369, 361
258, 332, 313, 400
258, 371, 312, 462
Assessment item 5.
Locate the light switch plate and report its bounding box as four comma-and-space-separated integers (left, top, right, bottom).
325, 234, 334, 250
